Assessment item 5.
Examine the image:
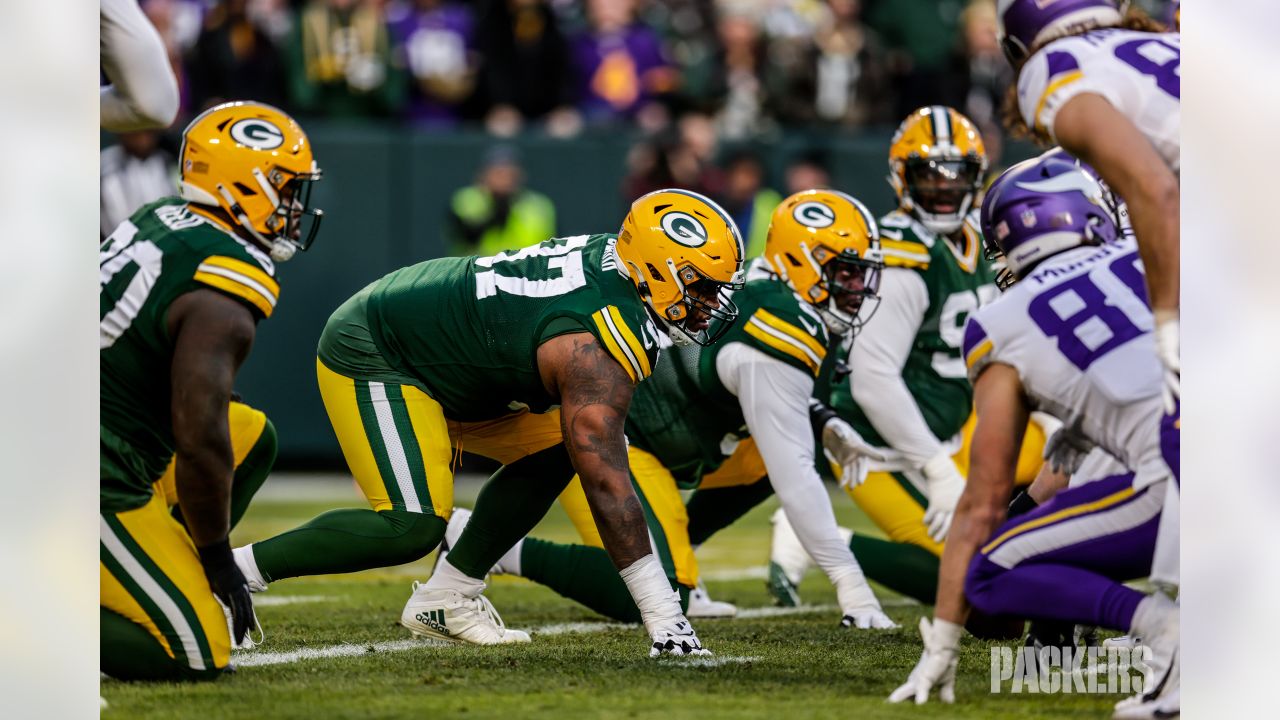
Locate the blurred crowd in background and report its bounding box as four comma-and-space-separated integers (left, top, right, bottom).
102, 0, 1176, 250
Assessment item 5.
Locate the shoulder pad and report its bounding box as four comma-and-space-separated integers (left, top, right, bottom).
740, 296, 829, 376
193, 254, 280, 318
589, 303, 661, 383
879, 238, 931, 270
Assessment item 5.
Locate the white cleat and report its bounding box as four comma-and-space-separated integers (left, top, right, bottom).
1103, 634, 1140, 650
400, 582, 530, 645
1114, 595, 1179, 719
686, 581, 738, 618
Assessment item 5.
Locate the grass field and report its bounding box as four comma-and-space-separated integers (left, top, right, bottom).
101, 475, 1124, 719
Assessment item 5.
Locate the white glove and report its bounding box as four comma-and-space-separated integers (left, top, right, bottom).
619, 555, 713, 657
648, 617, 711, 657
822, 417, 888, 490
921, 452, 965, 543
834, 573, 898, 629
1153, 312, 1180, 414
888, 617, 963, 704
1042, 412, 1094, 475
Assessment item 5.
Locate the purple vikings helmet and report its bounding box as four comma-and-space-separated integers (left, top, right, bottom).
980, 155, 1120, 287
997, 0, 1123, 63
1038, 146, 1126, 227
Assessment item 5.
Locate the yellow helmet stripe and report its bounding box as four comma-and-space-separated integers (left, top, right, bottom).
591, 309, 642, 383
604, 305, 652, 379
201, 255, 279, 298
193, 270, 276, 317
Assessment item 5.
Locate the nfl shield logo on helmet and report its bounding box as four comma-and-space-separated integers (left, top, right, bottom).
1021, 209, 1038, 228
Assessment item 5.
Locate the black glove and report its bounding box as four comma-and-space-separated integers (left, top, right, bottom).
197, 539, 254, 644
1007, 489, 1039, 519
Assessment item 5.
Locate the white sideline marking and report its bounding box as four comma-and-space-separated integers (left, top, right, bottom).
234, 601, 917, 667
234, 639, 429, 667
663, 655, 759, 667
534, 621, 630, 635
734, 604, 837, 619
701, 566, 769, 581
253, 595, 332, 607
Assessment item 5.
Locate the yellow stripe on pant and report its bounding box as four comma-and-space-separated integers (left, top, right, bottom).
845, 413, 1049, 557
100, 492, 230, 671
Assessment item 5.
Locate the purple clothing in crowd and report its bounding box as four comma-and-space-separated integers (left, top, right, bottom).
569, 24, 670, 122
387, 1, 476, 126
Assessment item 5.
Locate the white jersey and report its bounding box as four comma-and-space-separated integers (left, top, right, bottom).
962, 239, 1166, 488
1017, 29, 1180, 173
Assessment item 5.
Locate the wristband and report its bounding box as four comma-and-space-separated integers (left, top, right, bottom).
1007, 490, 1039, 519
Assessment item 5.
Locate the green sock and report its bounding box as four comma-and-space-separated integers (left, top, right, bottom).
446, 443, 576, 579
100, 608, 221, 682
521, 538, 689, 623
251, 508, 444, 582
848, 534, 940, 605
173, 417, 278, 531
685, 477, 774, 546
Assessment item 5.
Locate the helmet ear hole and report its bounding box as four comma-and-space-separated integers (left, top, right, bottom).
233, 182, 257, 196
646, 263, 665, 282
783, 252, 803, 267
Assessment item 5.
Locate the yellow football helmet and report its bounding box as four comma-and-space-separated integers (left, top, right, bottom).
888, 105, 988, 235
179, 101, 323, 261
617, 189, 745, 346
765, 189, 883, 335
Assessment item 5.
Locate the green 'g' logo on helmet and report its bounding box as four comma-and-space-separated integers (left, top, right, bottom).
660, 212, 709, 247
792, 201, 836, 229
229, 119, 285, 150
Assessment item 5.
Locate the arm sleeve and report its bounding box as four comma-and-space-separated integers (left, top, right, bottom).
100, 0, 180, 131
848, 268, 943, 467
718, 343, 864, 586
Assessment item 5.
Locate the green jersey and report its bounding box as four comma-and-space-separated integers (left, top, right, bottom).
625, 274, 830, 487
832, 209, 999, 445
318, 234, 661, 422
100, 198, 281, 512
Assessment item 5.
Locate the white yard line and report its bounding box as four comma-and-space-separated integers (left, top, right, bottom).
233, 608, 836, 667
252, 595, 333, 607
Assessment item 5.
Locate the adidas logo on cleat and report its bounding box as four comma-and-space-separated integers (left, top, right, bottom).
415, 609, 450, 636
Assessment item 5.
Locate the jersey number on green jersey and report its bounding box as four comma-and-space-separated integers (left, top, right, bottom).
934, 286, 999, 378
100, 221, 162, 350
474, 235, 589, 299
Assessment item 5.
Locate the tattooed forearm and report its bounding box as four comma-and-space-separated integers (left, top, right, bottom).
559, 336, 633, 472
584, 487, 651, 568
566, 408, 629, 471
547, 333, 650, 566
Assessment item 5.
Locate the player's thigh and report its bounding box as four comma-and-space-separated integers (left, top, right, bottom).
848, 471, 943, 556
699, 437, 767, 490
316, 357, 454, 518
100, 493, 230, 673
153, 401, 270, 506
447, 407, 564, 466
953, 412, 1045, 486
